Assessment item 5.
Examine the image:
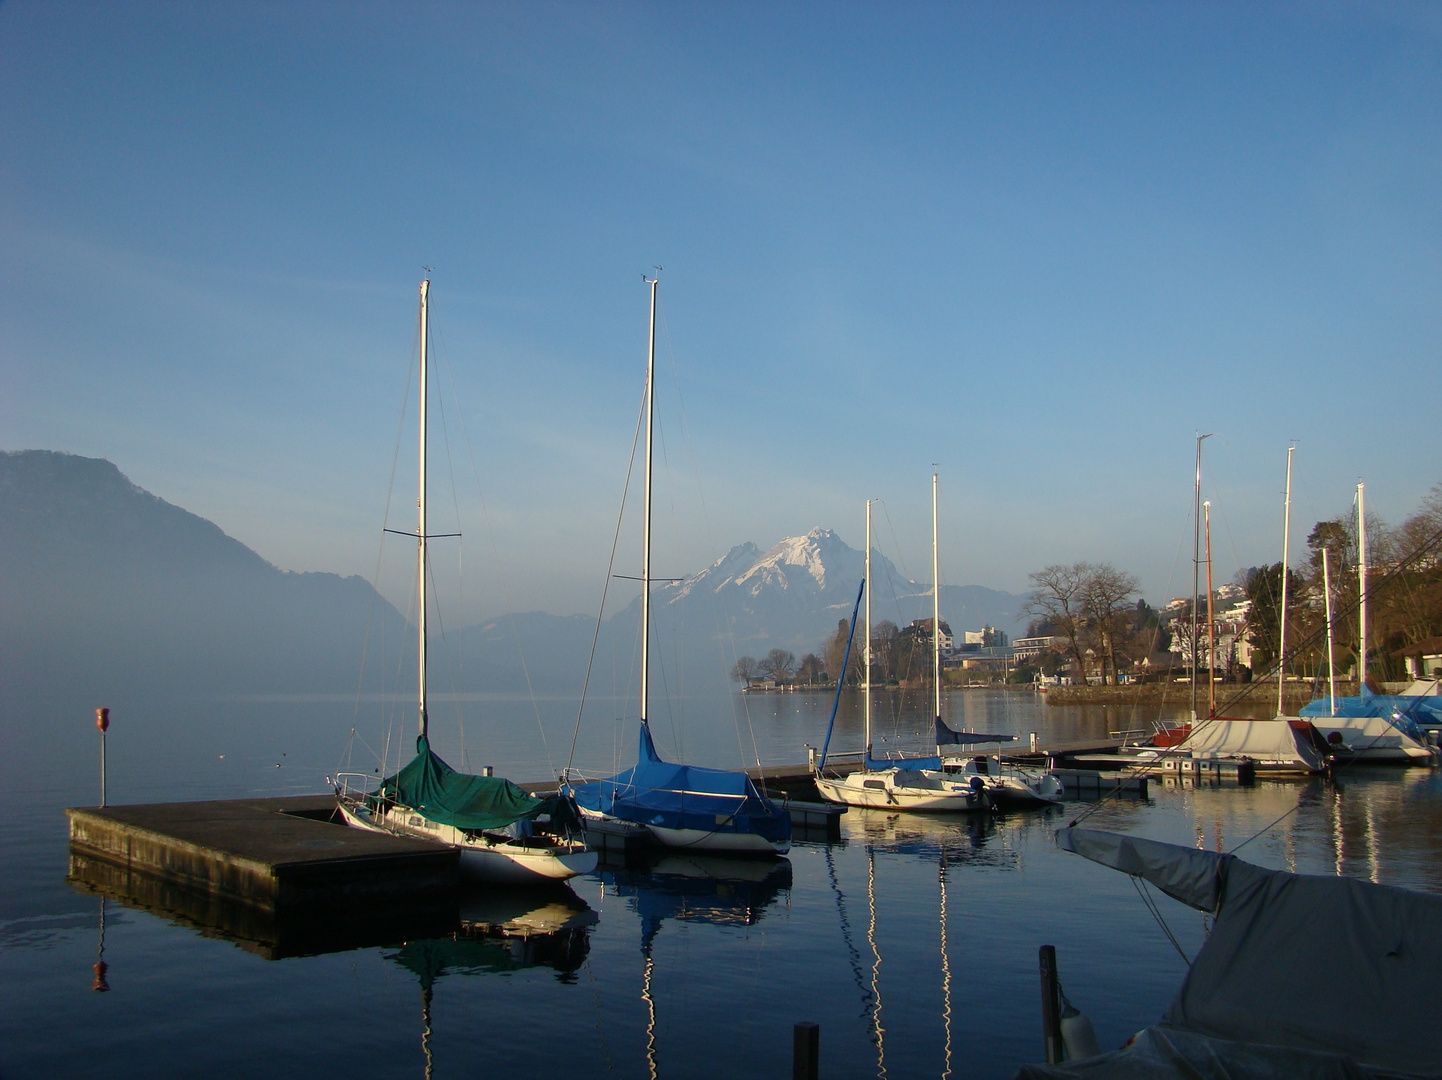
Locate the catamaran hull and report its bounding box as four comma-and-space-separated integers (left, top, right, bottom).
337, 801, 597, 884
814, 774, 991, 812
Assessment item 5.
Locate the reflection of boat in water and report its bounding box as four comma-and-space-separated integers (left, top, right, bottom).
602, 853, 793, 933
600, 853, 792, 1079
387, 884, 597, 983
385, 885, 597, 1079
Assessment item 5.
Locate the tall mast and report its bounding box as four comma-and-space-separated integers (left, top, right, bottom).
1357, 482, 1368, 691
1205, 500, 1216, 718
640, 276, 658, 727
1277, 445, 1294, 718
1322, 547, 1337, 716
865, 498, 872, 757
932, 472, 941, 724
1190, 434, 1211, 721
417, 278, 430, 740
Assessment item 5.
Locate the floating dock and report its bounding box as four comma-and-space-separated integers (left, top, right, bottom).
67, 795, 458, 914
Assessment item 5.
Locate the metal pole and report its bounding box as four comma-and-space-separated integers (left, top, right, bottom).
864, 499, 872, 756
1190, 434, 1211, 721
641, 276, 657, 727
1323, 548, 1337, 715
1277, 445, 1294, 717
1039, 944, 1063, 1064
1357, 482, 1368, 691
418, 277, 429, 740
1204, 501, 1215, 717
933, 472, 941, 725
96, 707, 109, 807
793, 1021, 820, 1080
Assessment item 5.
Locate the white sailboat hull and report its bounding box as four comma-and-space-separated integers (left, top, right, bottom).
814, 769, 991, 812
1308, 714, 1436, 763
642, 823, 791, 855
338, 800, 597, 884
941, 756, 1066, 807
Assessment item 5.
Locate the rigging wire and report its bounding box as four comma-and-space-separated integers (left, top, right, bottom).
344, 318, 417, 776
431, 316, 558, 778
563, 382, 648, 779
1131, 875, 1193, 966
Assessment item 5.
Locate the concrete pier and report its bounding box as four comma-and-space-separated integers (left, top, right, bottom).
66, 794, 458, 914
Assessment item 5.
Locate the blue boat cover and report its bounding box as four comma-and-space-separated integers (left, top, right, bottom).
864, 750, 943, 771
374, 736, 556, 831
570, 724, 791, 846
1298, 687, 1440, 740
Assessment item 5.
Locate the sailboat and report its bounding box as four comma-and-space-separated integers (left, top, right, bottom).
1298, 482, 1437, 763
814, 498, 993, 811
925, 473, 1064, 807
567, 276, 792, 855
335, 278, 597, 884
1135, 443, 1329, 775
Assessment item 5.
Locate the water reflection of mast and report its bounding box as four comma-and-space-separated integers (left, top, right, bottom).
939, 842, 952, 1080
866, 844, 887, 1080
641, 923, 659, 1080
421, 985, 434, 1080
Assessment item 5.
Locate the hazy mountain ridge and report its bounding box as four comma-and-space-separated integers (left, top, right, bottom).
3, 451, 1027, 697
1, 450, 408, 696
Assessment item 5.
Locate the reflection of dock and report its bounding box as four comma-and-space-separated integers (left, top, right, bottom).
66, 795, 458, 943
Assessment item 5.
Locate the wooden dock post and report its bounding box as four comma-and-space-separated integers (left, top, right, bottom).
793, 1021, 819, 1080
1039, 944, 1063, 1064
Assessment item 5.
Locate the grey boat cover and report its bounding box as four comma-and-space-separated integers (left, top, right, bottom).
1015, 828, 1442, 1079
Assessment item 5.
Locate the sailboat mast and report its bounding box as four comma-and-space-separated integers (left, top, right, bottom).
1190, 434, 1211, 721
865, 499, 872, 755
932, 472, 941, 723
1323, 547, 1337, 716
1277, 445, 1294, 718
1205, 500, 1215, 718
417, 278, 430, 740
640, 276, 658, 727
1357, 482, 1368, 691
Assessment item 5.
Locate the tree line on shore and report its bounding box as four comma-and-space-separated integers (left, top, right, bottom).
729, 482, 1442, 690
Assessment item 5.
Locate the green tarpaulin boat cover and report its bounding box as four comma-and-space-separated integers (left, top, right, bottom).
375, 736, 554, 831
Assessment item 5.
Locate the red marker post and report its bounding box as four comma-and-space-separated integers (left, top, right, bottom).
96, 708, 109, 808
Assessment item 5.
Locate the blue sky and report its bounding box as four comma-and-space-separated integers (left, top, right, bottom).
3, 2, 1439, 624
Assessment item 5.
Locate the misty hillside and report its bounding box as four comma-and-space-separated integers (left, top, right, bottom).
0, 450, 408, 696
1, 451, 1029, 699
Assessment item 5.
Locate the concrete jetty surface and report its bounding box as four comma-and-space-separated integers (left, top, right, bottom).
66, 794, 457, 913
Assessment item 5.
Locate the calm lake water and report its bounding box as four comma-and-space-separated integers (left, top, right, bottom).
4, 686, 1441, 1079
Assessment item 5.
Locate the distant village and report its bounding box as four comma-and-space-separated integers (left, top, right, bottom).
734, 488, 1442, 693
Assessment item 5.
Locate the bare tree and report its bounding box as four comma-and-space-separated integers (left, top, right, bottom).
1082, 563, 1140, 685
1023, 564, 1091, 683
731, 655, 760, 684
759, 648, 796, 683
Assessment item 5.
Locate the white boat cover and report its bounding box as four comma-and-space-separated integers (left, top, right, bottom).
1182, 717, 1326, 772
1018, 828, 1442, 1079
1013, 1026, 1372, 1079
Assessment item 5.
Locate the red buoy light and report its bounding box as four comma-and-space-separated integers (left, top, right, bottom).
96, 707, 109, 732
